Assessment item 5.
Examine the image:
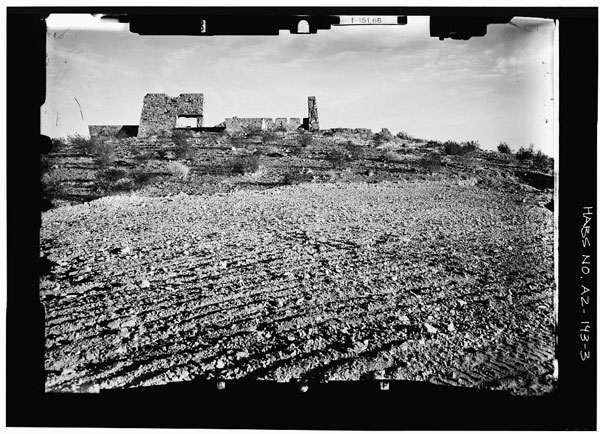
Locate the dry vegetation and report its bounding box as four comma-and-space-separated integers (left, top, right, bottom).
41, 130, 553, 206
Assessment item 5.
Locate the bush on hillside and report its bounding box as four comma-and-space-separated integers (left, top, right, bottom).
229, 154, 260, 175
419, 153, 442, 172
172, 130, 194, 159
497, 142, 511, 154
93, 141, 114, 169
344, 142, 364, 160
69, 134, 97, 156
298, 133, 313, 148
51, 137, 67, 153
516, 145, 535, 163
396, 131, 415, 140
444, 140, 480, 156
326, 149, 351, 169
167, 161, 191, 179
383, 151, 403, 163
532, 150, 552, 170
96, 167, 132, 193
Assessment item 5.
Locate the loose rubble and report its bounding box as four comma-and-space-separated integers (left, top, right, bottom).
41, 180, 555, 395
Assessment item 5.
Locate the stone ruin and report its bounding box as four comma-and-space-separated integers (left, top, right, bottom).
88, 125, 139, 139
138, 93, 204, 138
223, 117, 302, 134
223, 96, 319, 134
89, 94, 319, 139
306, 96, 319, 132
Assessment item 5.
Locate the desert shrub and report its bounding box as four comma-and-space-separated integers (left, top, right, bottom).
443, 141, 462, 155
497, 142, 511, 154
383, 150, 403, 163
372, 133, 392, 146
516, 145, 535, 163
444, 140, 479, 156
322, 169, 339, 182
155, 148, 170, 159
96, 167, 132, 193
532, 150, 552, 170
298, 133, 313, 148
281, 171, 313, 186
92, 141, 114, 169
132, 148, 153, 166
228, 154, 260, 175
130, 169, 154, 188
41, 170, 63, 200
462, 140, 480, 153
167, 161, 191, 179
326, 149, 350, 169
455, 154, 481, 169
261, 131, 278, 144
344, 142, 364, 160
51, 137, 67, 153
69, 134, 97, 156
172, 130, 194, 159
396, 131, 415, 140
288, 145, 303, 157
40, 155, 52, 176
419, 154, 442, 172
258, 145, 282, 157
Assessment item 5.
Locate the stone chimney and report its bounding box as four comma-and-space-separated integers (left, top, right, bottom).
308, 96, 319, 132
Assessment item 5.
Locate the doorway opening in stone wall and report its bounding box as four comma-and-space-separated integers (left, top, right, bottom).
175, 115, 202, 128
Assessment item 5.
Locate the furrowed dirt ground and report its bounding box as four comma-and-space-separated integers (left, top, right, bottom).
41, 167, 556, 394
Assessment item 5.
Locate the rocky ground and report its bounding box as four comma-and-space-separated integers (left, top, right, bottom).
40, 155, 556, 394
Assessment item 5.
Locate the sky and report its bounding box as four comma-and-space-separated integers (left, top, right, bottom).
42, 14, 556, 155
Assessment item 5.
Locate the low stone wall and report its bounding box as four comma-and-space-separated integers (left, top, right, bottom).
89, 125, 139, 139
225, 117, 303, 134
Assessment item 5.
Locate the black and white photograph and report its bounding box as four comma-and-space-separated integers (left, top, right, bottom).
39, 11, 557, 392
4, 5, 597, 430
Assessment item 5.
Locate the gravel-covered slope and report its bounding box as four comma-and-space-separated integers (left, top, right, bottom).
40, 180, 555, 394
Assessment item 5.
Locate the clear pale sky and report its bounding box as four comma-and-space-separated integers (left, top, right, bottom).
42, 14, 556, 155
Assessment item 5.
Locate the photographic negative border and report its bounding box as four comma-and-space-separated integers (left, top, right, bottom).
5, 5, 597, 429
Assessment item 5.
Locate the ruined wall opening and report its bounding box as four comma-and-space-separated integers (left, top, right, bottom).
175, 115, 202, 128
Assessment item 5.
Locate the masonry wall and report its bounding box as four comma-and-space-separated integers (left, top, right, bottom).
308, 96, 319, 132
89, 125, 122, 138
89, 125, 139, 139
138, 93, 204, 138
225, 117, 303, 134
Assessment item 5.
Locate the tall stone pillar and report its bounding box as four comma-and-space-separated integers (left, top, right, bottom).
308, 96, 319, 132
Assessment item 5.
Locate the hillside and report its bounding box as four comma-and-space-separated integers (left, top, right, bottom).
41, 130, 553, 208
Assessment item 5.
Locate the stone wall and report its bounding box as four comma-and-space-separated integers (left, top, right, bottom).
224, 117, 303, 134
289, 118, 302, 130
327, 127, 373, 136
93, 94, 316, 138
89, 125, 139, 139
138, 93, 204, 138
308, 96, 319, 132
